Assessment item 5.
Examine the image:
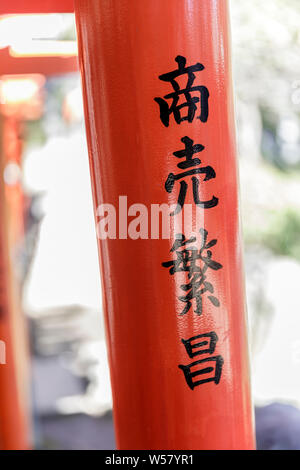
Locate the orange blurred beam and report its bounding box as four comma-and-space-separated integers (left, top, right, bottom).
0, 47, 78, 77
0, 0, 74, 14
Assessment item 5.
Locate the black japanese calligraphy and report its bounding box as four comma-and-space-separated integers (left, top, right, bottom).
154, 55, 209, 127
162, 228, 223, 315
155, 56, 225, 390
181, 331, 218, 358
179, 356, 224, 390
178, 331, 224, 390
165, 136, 218, 215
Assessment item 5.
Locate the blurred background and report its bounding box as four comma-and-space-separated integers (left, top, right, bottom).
0, 0, 300, 450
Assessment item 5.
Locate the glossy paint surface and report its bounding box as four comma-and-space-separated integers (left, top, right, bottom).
75, 0, 255, 449
0, 0, 74, 14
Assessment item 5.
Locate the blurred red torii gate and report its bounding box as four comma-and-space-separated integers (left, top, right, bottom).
0, 0, 76, 451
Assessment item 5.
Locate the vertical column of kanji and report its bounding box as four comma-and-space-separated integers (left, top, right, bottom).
75, 0, 255, 449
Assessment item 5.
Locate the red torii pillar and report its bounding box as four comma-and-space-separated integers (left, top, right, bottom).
0, 120, 29, 449
1, 0, 255, 450
74, 0, 255, 449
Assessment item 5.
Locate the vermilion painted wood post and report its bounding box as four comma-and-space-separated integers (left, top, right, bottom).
0, 0, 74, 14
0, 115, 29, 450
75, 0, 255, 449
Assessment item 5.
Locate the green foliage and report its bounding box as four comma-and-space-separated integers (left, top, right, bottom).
255, 209, 300, 260
25, 120, 47, 148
